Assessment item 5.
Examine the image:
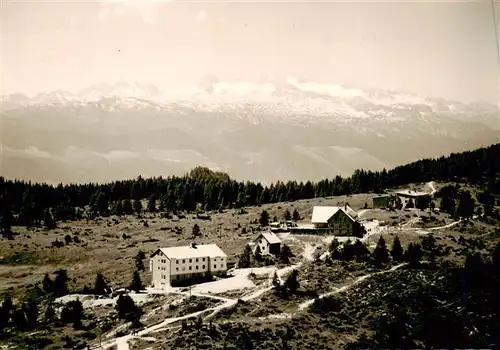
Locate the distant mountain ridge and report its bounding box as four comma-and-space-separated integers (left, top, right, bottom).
2, 78, 498, 119
1, 79, 499, 184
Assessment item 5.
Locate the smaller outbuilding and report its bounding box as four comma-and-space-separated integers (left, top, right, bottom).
252, 231, 282, 256
394, 189, 431, 209
372, 194, 390, 209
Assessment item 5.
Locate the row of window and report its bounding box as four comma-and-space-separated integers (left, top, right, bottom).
158, 257, 225, 265
174, 264, 224, 272
175, 257, 224, 264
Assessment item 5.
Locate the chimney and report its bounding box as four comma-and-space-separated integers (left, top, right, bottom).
191, 242, 197, 249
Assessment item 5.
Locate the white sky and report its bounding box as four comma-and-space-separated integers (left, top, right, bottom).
1, 0, 499, 103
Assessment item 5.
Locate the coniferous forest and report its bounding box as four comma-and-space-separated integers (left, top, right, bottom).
1, 143, 499, 229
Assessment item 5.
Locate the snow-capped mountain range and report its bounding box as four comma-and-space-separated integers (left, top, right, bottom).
2, 78, 499, 184
2, 78, 498, 119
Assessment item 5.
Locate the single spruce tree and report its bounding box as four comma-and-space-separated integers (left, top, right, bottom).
135, 251, 145, 271
43, 208, 56, 229
391, 236, 404, 262
285, 269, 300, 294
130, 270, 144, 292
373, 236, 390, 268
192, 224, 201, 237
94, 273, 109, 295
405, 242, 423, 267
42, 273, 53, 294
283, 209, 291, 221
259, 210, 270, 227
238, 245, 253, 268
280, 244, 292, 265
122, 199, 133, 215
53, 269, 69, 297
147, 194, 157, 212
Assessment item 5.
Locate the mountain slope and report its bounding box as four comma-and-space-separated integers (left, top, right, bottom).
1, 79, 499, 184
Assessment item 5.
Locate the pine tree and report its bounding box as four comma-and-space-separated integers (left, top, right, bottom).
133, 199, 142, 216
440, 195, 456, 216
122, 199, 133, 215
135, 251, 145, 271
130, 270, 144, 292
405, 242, 423, 267
421, 234, 438, 264
0, 295, 13, 334
42, 273, 53, 294
192, 224, 201, 237
259, 210, 270, 227
285, 269, 300, 294
457, 190, 475, 220
115, 294, 141, 322
53, 269, 69, 297
292, 209, 300, 221
71, 299, 84, 329
0, 210, 13, 238
238, 245, 253, 268
353, 221, 367, 238
114, 200, 123, 216
373, 236, 390, 268
280, 244, 292, 265
391, 236, 404, 262
352, 240, 370, 260
342, 239, 355, 261
147, 194, 157, 212
43, 208, 56, 229
283, 209, 291, 221
329, 238, 341, 254
60, 299, 84, 328
94, 273, 109, 295
24, 297, 39, 330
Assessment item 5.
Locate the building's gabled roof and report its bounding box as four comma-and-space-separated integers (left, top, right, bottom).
254, 231, 281, 245
311, 205, 357, 224
151, 243, 227, 260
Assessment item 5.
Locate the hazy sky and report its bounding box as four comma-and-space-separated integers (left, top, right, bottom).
2, 0, 499, 103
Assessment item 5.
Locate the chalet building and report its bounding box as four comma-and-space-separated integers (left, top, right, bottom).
252, 231, 282, 256
149, 243, 227, 289
373, 195, 390, 209
395, 189, 431, 209
310, 205, 359, 236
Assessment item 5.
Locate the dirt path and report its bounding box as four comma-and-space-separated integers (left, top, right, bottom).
100, 262, 304, 349
428, 219, 462, 231
427, 181, 437, 196
297, 263, 406, 311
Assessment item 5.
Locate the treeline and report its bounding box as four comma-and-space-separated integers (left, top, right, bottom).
1, 143, 499, 229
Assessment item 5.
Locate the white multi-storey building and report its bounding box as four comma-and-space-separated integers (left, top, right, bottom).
149, 243, 227, 289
